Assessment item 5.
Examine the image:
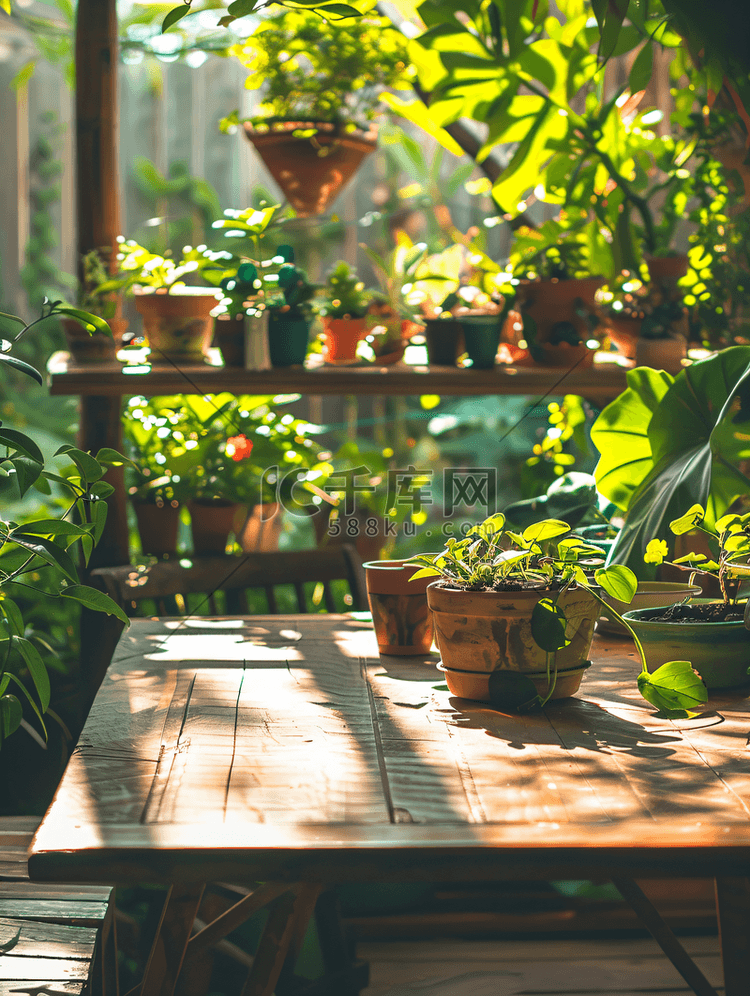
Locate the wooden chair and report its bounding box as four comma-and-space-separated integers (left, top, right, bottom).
89, 545, 368, 618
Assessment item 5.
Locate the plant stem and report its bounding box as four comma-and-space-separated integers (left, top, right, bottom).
590, 144, 657, 254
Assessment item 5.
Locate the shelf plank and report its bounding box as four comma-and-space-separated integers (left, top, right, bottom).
48, 358, 630, 400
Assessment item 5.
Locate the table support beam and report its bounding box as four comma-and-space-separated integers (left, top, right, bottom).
715, 876, 750, 996
140, 883, 205, 996
612, 878, 719, 996
241, 884, 321, 996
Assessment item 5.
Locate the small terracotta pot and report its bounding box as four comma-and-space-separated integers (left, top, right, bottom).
518, 277, 604, 343
61, 316, 127, 363
635, 335, 686, 374
188, 498, 241, 555
213, 314, 245, 367
364, 560, 436, 656
244, 121, 377, 217
321, 316, 368, 365
605, 316, 641, 360
132, 499, 181, 558
135, 288, 218, 364
234, 503, 283, 553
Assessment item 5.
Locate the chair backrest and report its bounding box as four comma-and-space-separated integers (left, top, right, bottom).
90, 545, 368, 618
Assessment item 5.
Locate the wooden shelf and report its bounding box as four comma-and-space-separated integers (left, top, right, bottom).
48, 356, 630, 400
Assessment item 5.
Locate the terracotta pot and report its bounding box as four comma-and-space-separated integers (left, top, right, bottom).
188, 499, 241, 555
437, 661, 590, 703
427, 582, 598, 675
134, 288, 218, 364
61, 316, 127, 363
321, 316, 368, 365
212, 314, 245, 367
646, 254, 689, 283
423, 318, 464, 366
234, 503, 283, 553
243, 121, 377, 217
605, 315, 641, 360
364, 559, 436, 656
635, 335, 686, 374
518, 277, 605, 344
132, 499, 181, 558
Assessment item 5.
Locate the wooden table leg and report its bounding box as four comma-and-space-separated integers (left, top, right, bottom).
715, 877, 750, 996
140, 884, 205, 996
241, 884, 320, 996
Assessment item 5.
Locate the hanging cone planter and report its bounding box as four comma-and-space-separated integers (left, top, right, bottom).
243, 121, 377, 217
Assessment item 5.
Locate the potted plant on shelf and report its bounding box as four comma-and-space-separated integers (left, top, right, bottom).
623, 504, 750, 690
113, 239, 223, 364
222, 9, 414, 216
60, 249, 129, 363
408, 511, 706, 716
591, 347, 750, 579
410, 242, 464, 366
318, 261, 372, 365
361, 238, 427, 365
265, 259, 318, 367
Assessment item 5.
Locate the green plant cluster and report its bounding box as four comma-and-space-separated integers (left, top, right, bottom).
122, 393, 326, 508
223, 10, 414, 130
409, 511, 705, 715
0, 304, 129, 747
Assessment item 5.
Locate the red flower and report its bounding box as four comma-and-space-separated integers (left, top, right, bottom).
226, 434, 253, 462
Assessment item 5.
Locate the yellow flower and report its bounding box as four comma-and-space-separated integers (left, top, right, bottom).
644, 539, 668, 565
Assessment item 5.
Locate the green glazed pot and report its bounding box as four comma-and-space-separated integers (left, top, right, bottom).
459, 315, 500, 369
623, 602, 750, 690
268, 315, 311, 366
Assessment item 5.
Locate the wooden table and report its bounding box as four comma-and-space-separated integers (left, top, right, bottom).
29, 615, 750, 996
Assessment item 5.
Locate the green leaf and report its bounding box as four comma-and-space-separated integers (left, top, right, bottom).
92, 499, 108, 544
0, 695, 22, 740
0, 2, 11, 16
10, 61, 35, 92
12, 637, 50, 712
0, 353, 43, 384
11, 518, 93, 537
95, 447, 137, 470
628, 42, 653, 94
0, 599, 24, 638
8, 456, 43, 497
162, 4, 191, 33
380, 94, 465, 158
594, 565, 637, 603
531, 598, 570, 652
522, 519, 570, 544
409, 567, 441, 581
488, 671, 542, 713
0, 428, 43, 464
9, 535, 79, 583
227, 0, 256, 14
669, 504, 705, 535
637, 661, 707, 715
318, 3, 361, 15
60, 585, 129, 626
54, 445, 104, 485
54, 307, 112, 337
89, 481, 114, 499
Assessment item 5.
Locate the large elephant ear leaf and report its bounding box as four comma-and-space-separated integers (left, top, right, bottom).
603, 348, 750, 578
592, 366, 673, 511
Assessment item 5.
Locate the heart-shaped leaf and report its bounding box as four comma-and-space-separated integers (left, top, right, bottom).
531, 598, 569, 652
162, 4, 191, 33
637, 660, 707, 715
594, 564, 637, 603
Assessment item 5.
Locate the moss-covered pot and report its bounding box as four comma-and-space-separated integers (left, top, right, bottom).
622, 602, 750, 690
426, 582, 598, 674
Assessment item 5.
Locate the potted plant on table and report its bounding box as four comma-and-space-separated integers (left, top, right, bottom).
318, 261, 372, 365
622, 504, 750, 690
222, 9, 414, 217
408, 512, 706, 716
113, 239, 223, 364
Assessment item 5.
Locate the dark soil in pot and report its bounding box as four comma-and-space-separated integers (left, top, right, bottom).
646, 601, 743, 623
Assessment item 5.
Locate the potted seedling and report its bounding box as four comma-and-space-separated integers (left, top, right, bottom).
113, 240, 223, 364
622, 504, 750, 690
411, 242, 465, 365
409, 512, 706, 716
318, 261, 372, 365
222, 10, 413, 216
361, 238, 427, 365
60, 249, 130, 363
265, 255, 318, 367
